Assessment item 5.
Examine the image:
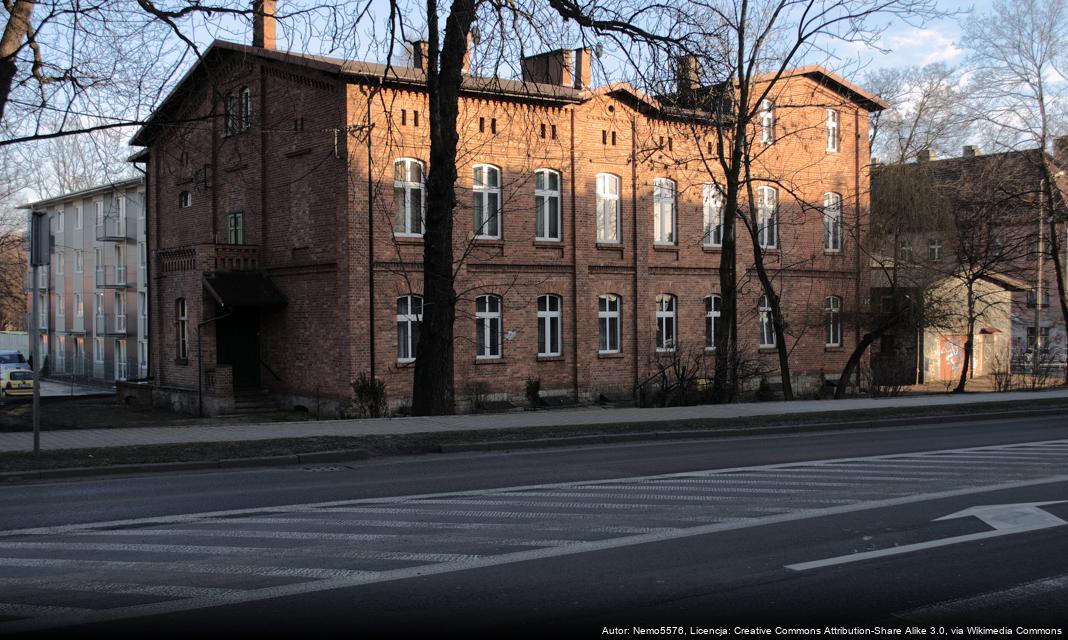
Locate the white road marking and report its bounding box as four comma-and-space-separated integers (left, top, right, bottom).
786, 501, 1068, 572
0, 578, 247, 600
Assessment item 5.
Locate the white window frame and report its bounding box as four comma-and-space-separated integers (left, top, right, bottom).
473, 164, 501, 239
74, 294, 83, 318
138, 339, 148, 377
900, 239, 913, 262
227, 212, 245, 245
596, 173, 621, 243
757, 186, 778, 249
598, 294, 621, 354
826, 296, 843, 347
534, 169, 562, 242
114, 291, 126, 333
55, 252, 64, 275
74, 250, 83, 273
56, 336, 66, 372
655, 294, 677, 352
823, 192, 843, 253
117, 194, 127, 237
826, 109, 839, 152
94, 337, 105, 364
240, 86, 252, 131
703, 184, 723, 247
56, 208, 64, 234
705, 295, 721, 350
759, 294, 776, 348
394, 158, 425, 236
759, 99, 775, 144
653, 178, 676, 245
929, 239, 943, 261
475, 294, 502, 359
115, 338, 127, 381
75, 204, 82, 230
396, 294, 422, 363
94, 292, 104, 322
94, 199, 104, 226
179, 191, 192, 208
537, 294, 562, 357
56, 292, 64, 317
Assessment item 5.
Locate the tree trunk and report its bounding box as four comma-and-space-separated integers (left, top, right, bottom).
953, 285, 976, 393
712, 171, 740, 403
835, 332, 877, 399
0, 0, 36, 122
411, 0, 476, 416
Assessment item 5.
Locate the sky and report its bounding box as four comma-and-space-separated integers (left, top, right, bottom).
848, 1, 990, 71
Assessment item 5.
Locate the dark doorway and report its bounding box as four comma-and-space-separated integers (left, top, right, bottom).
217, 309, 261, 389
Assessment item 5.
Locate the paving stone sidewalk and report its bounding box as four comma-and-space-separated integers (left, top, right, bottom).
2, 389, 1067, 454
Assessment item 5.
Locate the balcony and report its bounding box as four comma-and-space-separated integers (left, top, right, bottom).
157, 243, 259, 274
94, 313, 127, 336
95, 265, 131, 289
95, 219, 133, 242
72, 315, 86, 333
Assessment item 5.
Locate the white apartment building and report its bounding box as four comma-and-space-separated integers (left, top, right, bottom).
23, 178, 149, 383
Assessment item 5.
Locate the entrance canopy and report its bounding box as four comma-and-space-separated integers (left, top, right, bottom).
203, 272, 288, 309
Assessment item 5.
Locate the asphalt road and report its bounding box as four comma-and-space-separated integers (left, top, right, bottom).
1, 413, 1067, 636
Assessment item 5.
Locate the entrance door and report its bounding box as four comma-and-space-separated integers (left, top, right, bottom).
217, 309, 261, 390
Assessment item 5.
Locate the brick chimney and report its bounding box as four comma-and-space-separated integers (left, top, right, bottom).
252, 0, 277, 50
411, 40, 429, 71
917, 149, 936, 163
962, 145, 980, 157
573, 48, 592, 89
676, 55, 700, 96
521, 49, 574, 86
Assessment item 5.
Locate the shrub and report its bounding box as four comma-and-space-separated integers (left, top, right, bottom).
524, 376, 541, 409
351, 373, 387, 418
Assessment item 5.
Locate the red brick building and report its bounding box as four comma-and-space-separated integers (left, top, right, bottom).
130, 18, 885, 415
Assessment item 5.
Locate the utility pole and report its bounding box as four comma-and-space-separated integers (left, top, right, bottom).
29, 211, 50, 455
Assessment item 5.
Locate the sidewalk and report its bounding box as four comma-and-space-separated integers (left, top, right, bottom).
3, 388, 1068, 454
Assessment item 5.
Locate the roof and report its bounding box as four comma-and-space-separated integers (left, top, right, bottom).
19, 177, 145, 210
132, 40, 585, 146
203, 271, 287, 309
751, 65, 889, 112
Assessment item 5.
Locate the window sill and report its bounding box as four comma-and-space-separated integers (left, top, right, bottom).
758, 347, 777, 353
824, 250, 842, 256
701, 245, 722, 253
474, 357, 507, 365
824, 346, 844, 352
174, 358, 188, 366
595, 242, 623, 250
473, 238, 504, 246
652, 244, 678, 252
396, 359, 415, 367
533, 239, 563, 247
597, 351, 624, 359
393, 234, 424, 245
536, 355, 564, 362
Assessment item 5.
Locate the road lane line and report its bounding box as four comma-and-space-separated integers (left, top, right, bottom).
895, 573, 1068, 622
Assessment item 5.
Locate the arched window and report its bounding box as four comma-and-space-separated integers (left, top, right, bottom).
475, 294, 502, 358
394, 159, 425, 236
598, 294, 621, 353
655, 294, 677, 352
537, 294, 562, 357
473, 164, 501, 239
396, 295, 423, 362
596, 173, 621, 243
179, 191, 192, 208
757, 186, 777, 249
760, 99, 775, 144
825, 296, 842, 347
758, 294, 775, 348
705, 295, 721, 350
703, 184, 723, 247
534, 169, 561, 241
823, 192, 842, 252
653, 178, 676, 244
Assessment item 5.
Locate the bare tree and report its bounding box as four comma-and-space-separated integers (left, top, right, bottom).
963, 0, 1068, 384
866, 62, 968, 165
